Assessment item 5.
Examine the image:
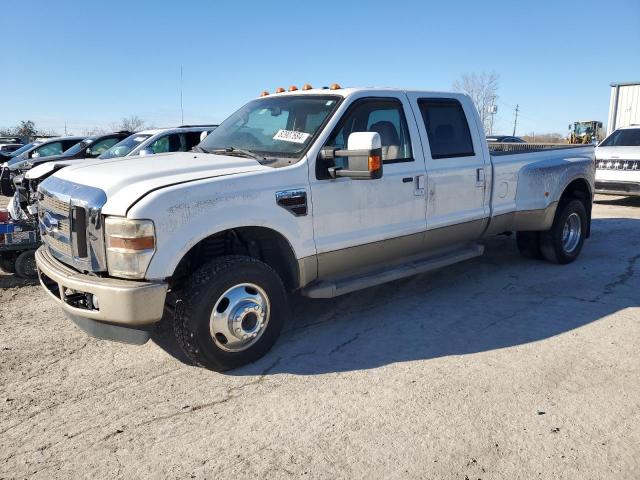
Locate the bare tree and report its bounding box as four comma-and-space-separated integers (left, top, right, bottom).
453, 72, 499, 134
111, 115, 146, 132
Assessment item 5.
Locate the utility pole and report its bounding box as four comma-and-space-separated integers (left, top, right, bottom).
180, 65, 184, 125
64, 121, 67, 136
512, 104, 519, 136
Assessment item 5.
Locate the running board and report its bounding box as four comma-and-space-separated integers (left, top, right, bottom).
302, 244, 484, 299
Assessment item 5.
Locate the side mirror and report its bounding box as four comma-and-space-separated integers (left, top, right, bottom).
319, 132, 383, 180
138, 148, 154, 156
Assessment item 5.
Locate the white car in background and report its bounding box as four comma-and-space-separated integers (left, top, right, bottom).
595, 125, 640, 197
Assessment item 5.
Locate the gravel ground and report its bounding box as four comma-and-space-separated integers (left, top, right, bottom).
1, 195, 639, 479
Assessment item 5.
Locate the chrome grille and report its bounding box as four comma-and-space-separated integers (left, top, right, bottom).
39, 194, 70, 215
37, 176, 108, 272
596, 159, 640, 170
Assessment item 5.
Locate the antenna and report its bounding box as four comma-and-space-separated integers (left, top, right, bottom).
180, 65, 184, 125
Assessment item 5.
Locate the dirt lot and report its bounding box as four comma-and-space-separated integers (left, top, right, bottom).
1, 195, 639, 479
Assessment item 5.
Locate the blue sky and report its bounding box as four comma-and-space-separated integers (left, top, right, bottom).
2, 0, 639, 136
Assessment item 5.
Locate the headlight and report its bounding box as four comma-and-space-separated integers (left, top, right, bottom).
105, 217, 156, 279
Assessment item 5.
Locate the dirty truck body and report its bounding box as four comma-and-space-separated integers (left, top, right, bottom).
35, 87, 595, 371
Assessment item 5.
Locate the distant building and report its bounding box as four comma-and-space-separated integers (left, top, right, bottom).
607, 81, 640, 135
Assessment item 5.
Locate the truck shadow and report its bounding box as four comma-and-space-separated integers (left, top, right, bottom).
0, 273, 38, 289
152, 217, 640, 375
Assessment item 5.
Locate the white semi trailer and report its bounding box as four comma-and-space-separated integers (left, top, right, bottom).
607, 81, 640, 135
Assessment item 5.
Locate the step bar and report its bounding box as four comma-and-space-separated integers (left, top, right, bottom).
302, 244, 484, 298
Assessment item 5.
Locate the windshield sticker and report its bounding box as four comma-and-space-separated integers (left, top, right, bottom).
273, 129, 311, 144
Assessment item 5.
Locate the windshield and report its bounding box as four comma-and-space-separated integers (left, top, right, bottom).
63, 138, 93, 156
574, 124, 593, 135
600, 128, 640, 147
198, 95, 341, 161
99, 134, 152, 159
7, 143, 35, 158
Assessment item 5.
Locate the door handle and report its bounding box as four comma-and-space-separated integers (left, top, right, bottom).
402, 177, 413, 183
476, 168, 485, 187
415, 175, 425, 196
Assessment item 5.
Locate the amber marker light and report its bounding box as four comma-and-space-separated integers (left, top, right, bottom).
368, 154, 382, 171
275, 87, 285, 93
302, 83, 313, 90
260, 91, 269, 97
329, 83, 341, 90
108, 236, 155, 251
288, 85, 298, 91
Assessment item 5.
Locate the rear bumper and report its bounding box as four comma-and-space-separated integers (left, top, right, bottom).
595, 180, 640, 196
35, 247, 168, 344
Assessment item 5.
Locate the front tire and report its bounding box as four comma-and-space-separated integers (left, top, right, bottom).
15, 250, 37, 279
173, 255, 289, 372
540, 199, 587, 264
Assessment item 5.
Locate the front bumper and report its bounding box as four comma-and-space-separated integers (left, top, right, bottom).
35, 247, 168, 344
595, 180, 640, 196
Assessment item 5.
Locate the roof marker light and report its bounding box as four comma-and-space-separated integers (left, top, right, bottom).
302, 84, 313, 90
275, 87, 285, 93
260, 91, 269, 97
329, 83, 341, 90
289, 85, 298, 92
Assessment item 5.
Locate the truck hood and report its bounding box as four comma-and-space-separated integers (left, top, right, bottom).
50, 151, 268, 215
595, 146, 640, 160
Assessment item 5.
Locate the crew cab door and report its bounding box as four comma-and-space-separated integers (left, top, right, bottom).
309, 94, 428, 278
406, 93, 491, 246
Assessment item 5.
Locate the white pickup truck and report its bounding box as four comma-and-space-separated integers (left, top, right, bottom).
35, 86, 595, 371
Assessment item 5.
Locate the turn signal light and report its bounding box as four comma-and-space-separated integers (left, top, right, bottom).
288, 85, 298, 91
108, 236, 155, 251
275, 87, 285, 93
302, 83, 313, 90
368, 154, 382, 171
330, 83, 341, 90
260, 91, 269, 97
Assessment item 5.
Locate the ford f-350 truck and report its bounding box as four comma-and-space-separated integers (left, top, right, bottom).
35, 86, 595, 371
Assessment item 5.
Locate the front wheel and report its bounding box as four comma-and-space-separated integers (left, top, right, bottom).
173, 255, 289, 372
540, 199, 587, 264
0, 253, 17, 274
15, 250, 37, 279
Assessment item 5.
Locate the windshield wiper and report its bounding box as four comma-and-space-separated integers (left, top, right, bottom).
207, 147, 266, 160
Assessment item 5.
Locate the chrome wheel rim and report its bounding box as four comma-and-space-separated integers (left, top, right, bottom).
562, 212, 582, 253
209, 283, 270, 352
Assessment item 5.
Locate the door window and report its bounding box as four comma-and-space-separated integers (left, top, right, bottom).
418, 99, 475, 159
86, 137, 120, 157
325, 98, 413, 165
148, 133, 182, 154
32, 141, 63, 158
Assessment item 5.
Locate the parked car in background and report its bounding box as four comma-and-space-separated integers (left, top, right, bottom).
0, 142, 39, 163
98, 125, 217, 160
1, 136, 84, 196
0, 143, 24, 155
595, 125, 640, 197
34, 86, 594, 371
486, 135, 525, 143
0, 136, 24, 149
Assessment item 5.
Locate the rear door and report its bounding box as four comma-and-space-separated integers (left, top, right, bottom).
407, 93, 490, 246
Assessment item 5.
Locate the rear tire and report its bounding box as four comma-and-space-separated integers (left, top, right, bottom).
516, 231, 543, 259
15, 250, 37, 279
173, 255, 289, 372
540, 199, 587, 264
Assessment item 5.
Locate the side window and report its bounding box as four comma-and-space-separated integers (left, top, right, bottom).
62, 139, 80, 151
183, 131, 204, 151
87, 137, 119, 156
325, 98, 413, 164
33, 141, 63, 158
149, 134, 182, 154
418, 99, 475, 159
